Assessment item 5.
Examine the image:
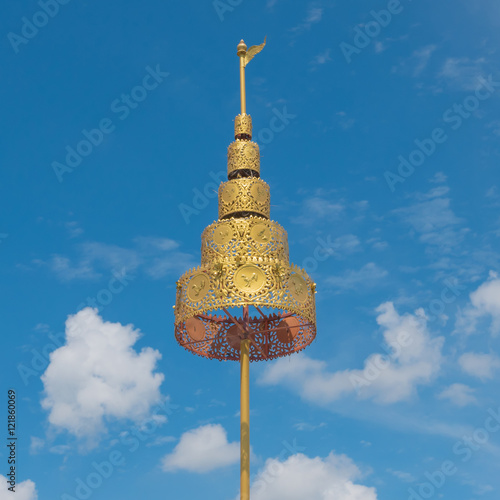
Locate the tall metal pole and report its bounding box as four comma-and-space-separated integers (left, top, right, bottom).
240, 306, 250, 500
236, 39, 265, 498
238, 41, 249, 495
237, 40, 247, 115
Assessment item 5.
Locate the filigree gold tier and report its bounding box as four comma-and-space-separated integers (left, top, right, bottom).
174, 258, 316, 361
235, 114, 253, 138
228, 140, 260, 176
219, 178, 270, 219
201, 217, 289, 265
174, 259, 316, 325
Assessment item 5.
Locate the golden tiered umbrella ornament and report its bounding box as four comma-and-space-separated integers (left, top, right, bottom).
174, 38, 317, 500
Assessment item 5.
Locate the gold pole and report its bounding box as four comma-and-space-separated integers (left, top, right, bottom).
237, 40, 247, 115
240, 305, 250, 500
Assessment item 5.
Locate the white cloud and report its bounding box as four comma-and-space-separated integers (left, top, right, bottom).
335, 111, 356, 130
243, 452, 377, 500
311, 49, 331, 69
290, 6, 323, 35
412, 45, 437, 76
430, 172, 447, 184
485, 185, 498, 198
458, 352, 500, 380
49, 444, 72, 455
439, 57, 487, 91
367, 238, 388, 251
305, 7, 322, 24
437, 383, 477, 406
259, 302, 444, 404
455, 272, 500, 335
41, 308, 164, 446
387, 468, 416, 483
146, 435, 176, 447
317, 234, 361, 260
47, 255, 100, 281
79, 241, 141, 271
326, 263, 387, 291
144, 252, 194, 279
161, 424, 240, 473
394, 190, 467, 253
292, 196, 344, 224
293, 422, 326, 431
34, 237, 194, 282
0, 476, 37, 500
29, 436, 45, 454
133, 236, 179, 251
66, 221, 84, 238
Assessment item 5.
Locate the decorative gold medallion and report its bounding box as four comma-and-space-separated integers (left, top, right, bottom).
250, 182, 267, 204
213, 223, 234, 246
234, 264, 266, 293
243, 142, 259, 160
221, 183, 239, 203
187, 273, 210, 302
250, 223, 270, 244
289, 274, 308, 303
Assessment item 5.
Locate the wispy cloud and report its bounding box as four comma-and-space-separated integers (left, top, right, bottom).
291, 196, 345, 225
65, 221, 84, 238
391, 43, 436, 78
290, 5, 323, 36
336, 111, 355, 130
32, 237, 195, 282
439, 57, 488, 91
393, 186, 468, 254
310, 48, 331, 70
326, 262, 388, 291
29, 436, 45, 455
437, 383, 477, 407
374, 41, 386, 54
387, 468, 416, 483
42, 255, 100, 282
293, 421, 326, 431
458, 352, 500, 379
412, 45, 437, 76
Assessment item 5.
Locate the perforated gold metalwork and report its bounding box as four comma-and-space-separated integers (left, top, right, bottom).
218, 178, 270, 219
175, 259, 315, 324
174, 256, 316, 361
228, 140, 260, 176
235, 114, 253, 137
175, 97, 317, 361
201, 217, 289, 265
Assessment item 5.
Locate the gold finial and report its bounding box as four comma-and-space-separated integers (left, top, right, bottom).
237, 39, 247, 57
237, 37, 266, 115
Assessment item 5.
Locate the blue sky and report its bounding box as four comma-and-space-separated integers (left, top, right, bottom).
1, 0, 500, 499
